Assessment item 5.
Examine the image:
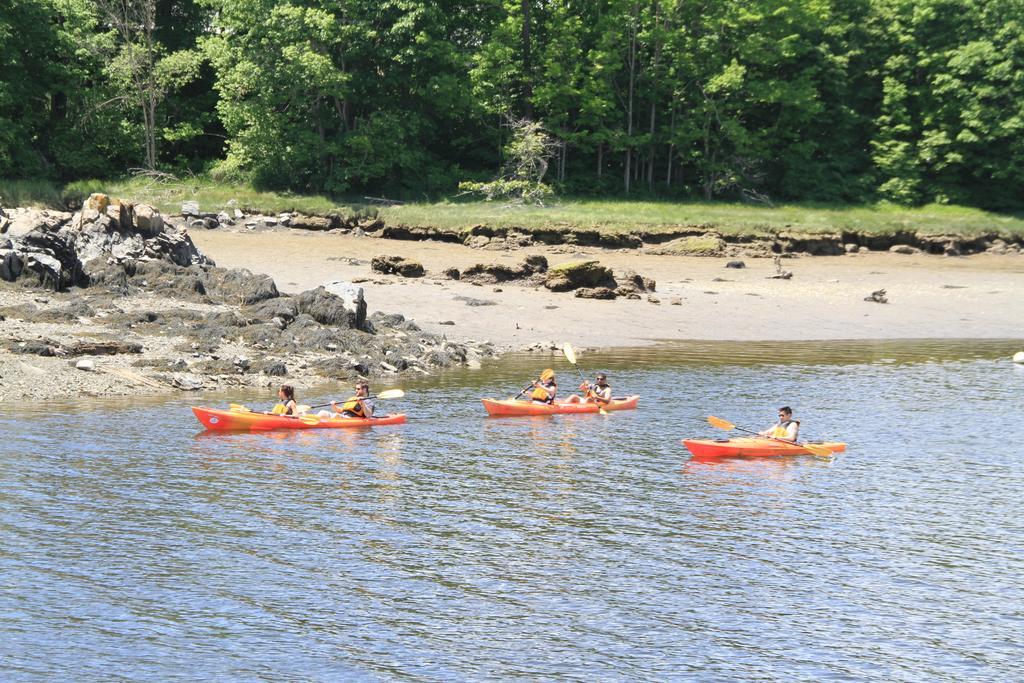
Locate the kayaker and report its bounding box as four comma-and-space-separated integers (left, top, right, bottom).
529, 369, 557, 404
331, 381, 374, 418
759, 406, 800, 442
568, 372, 612, 404
272, 384, 298, 416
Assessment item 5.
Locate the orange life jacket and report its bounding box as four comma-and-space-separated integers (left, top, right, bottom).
531, 381, 555, 403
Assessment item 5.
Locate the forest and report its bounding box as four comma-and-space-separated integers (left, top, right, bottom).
1, 0, 1022, 209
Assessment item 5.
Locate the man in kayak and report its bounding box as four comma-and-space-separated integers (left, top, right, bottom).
759, 406, 800, 442
331, 381, 374, 418
530, 369, 557, 404
568, 372, 612, 404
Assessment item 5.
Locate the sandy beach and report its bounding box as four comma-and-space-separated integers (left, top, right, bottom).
192, 230, 1024, 350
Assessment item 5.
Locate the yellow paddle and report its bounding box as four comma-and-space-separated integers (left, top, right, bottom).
562, 343, 608, 415
707, 415, 834, 457
230, 403, 251, 412
304, 389, 405, 411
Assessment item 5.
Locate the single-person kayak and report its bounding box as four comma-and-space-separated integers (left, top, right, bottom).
192, 406, 407, 432
682, 438, 846, 458
481, 395, 640, 416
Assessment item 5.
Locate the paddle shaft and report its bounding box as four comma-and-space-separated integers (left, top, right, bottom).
306, 394, 391, 410
726, 423, 831, 456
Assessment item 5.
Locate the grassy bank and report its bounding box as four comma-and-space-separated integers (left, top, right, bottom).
4, 176, 1023, 237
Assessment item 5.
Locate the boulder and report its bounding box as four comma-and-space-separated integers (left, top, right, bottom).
889, 244, 920, 255
0, 249, 23, 281
543, 260, 616, 292
651, 234, 725, 256
442, 267, 460, 280
725, 260, 746, 269
171, 372, 205, 390
290, 214, 338, 231
371, 255, 425, 278
181, 201, 200, 217
85, 193, 110, 214
296, 286, 362, 328
133, 204, 164, 237
322, 280, 368, 331
575, 287, 617, 300
244, 297, 299, 325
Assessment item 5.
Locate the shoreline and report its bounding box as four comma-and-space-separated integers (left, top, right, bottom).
3, 211, 1022, 402
192, 228, 1024, 350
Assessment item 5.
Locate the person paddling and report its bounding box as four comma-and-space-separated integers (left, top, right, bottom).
759, 406, 800, 442
580, 372, 612, 405
529, 369, 557, 404
331, 380, 374, 418
272, 384, 298, 416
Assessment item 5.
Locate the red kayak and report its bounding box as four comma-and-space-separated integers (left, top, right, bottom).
193, 406, 407, 432
683, 437, 846, 458
481, 395, 639, 416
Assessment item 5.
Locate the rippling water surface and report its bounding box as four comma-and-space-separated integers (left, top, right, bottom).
3, 340, 1024, 680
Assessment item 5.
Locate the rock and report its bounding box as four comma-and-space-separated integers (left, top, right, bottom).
289, 214, 338, 231
1013, 351, 1024, 364
648, 295, 661, 304
233, 209, 244, 220
172, 372, 205, 390
296, 286, 362, 328
217, 211, 234, 226
278, 213, 292, 227
544, 260, 616, 292
575, 287, 617, 300
371, 255, 425, 278
75, 359, 95, 371
670, 298, 682, 305
321, 280, 368, 330
438, 320, 455, 325
844, 243, 859, 254
858, 246, 869, 254
864, 289, 888, 304
889, 244, 920, 255
85, 193, 110, 214
181, 201, 201, 217
725, 260, 746, 269
0, 249, 23, 281
244, 297, 299, 325
258, 360, 288, 376
442, 267, 460, 280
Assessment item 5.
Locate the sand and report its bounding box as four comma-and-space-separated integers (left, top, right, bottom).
191, 229, 1024, 350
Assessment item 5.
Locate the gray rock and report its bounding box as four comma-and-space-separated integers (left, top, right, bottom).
0, 249, 23, 281
75, 359, 95, 371
172, 374, 203, 389
296, 286, 361, 328
575, 287, 617, 299
289, 214, 337, 231
889, 244, 920, 255
371, 255, 425, 278
181, 201, 201, 217
217, 211, 234, 226
322, 280, 367, 330
544, 260, 616, 291
725, 260, 746, 269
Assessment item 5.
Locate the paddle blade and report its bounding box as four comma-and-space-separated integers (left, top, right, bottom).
296, 404, 311, 413
375, 389, 405, 400
802, 442, 834, 457
230, 403, 250, 412
299, 414, 321, 425
707, 415, 736, 431
562, 342, 577, 366
599, 406, 608, 415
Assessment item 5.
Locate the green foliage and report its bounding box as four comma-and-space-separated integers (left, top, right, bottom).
0, 0, 1022, 209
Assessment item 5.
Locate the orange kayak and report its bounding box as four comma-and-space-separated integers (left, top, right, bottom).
683, 437, 846, 458
192, 406, 407, 432
481, 395, 639, 416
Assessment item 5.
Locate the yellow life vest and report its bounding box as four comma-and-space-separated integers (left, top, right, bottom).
531, 383, 554, 402
341, 396, 366, 417
769, 420, 797, 439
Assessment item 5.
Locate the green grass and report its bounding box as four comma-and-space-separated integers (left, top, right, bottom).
4, 175, 1023, 238
381, 199, 1024, 237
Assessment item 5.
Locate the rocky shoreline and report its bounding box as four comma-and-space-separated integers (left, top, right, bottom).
0, 196, 497, 400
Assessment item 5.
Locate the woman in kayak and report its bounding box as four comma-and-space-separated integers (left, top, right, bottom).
331, 381, 374, 418
567, 372, 612, 404
272, 384, 298, 416
530, 369, 557, 404
759, 406, 800, 442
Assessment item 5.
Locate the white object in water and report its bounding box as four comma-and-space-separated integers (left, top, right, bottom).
1014, 351, 1024, 364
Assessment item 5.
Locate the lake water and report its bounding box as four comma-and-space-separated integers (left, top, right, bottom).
3, 340, 1023, 680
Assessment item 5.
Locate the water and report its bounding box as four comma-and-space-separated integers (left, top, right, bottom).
3, 340, 1024, 680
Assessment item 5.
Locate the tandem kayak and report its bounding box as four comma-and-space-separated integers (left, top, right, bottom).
481, 395, 640, 416
192, 406, 407, 432
682, 437, 846, 458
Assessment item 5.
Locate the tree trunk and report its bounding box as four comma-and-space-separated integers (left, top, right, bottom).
597, 142, 603, 178
624, 2, 638, 194
521, 0, 533, 120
